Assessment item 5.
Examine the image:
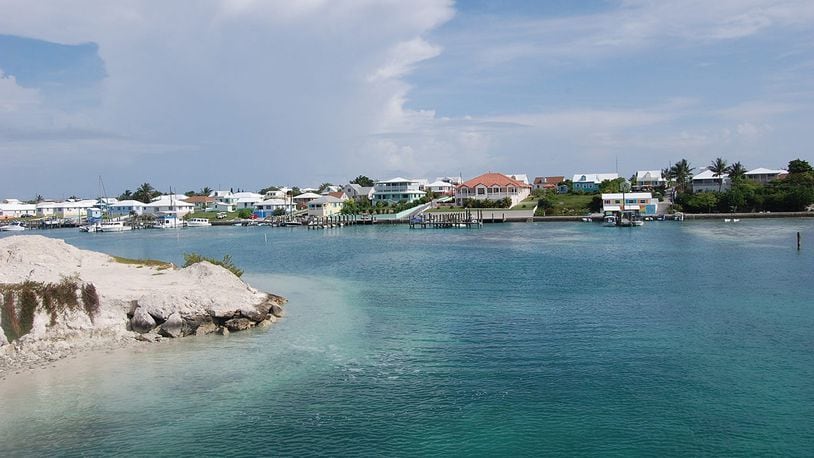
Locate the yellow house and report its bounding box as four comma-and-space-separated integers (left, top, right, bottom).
307, 195, 345, 217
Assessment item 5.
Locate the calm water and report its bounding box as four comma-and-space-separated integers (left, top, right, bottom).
1, 220, 813, 456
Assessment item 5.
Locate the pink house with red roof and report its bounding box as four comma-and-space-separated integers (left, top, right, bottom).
455, 172, 532, 207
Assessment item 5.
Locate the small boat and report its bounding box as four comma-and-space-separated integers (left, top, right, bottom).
602, 215, 617, 227
733, 219, 740, 223
185, 218, 212, 227
99, 221, 132, 232
0, 221, 26, 231
80, 223, 101, 232
724, 218, 732, 223
153, 214, 182, 229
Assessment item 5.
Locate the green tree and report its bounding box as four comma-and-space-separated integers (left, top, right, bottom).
118, 189, 133, 201
709, 157, 729, 192
599, 177, 626, 193
133, 183, 157, 203
787, 159, 813, 174
670, 159, 693, 193
350, 175, 374, 187
662, 167, 674, 188
727, 161, 747, 183
317, 182, 334, 193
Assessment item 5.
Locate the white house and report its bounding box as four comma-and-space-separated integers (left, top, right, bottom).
426, 180, 456, 196
210, 190, 238, 206
233, 192, 264, 210
264, 189, 286, 199
601, 193, 659, 215
507, 174, 529, 185
373, 177, 426, 203
745, 168, 787, 185
254, 199, 295, 217
109, 200, 147, 217
692, 168, 730, 193
342, 184, 375, 201
307, 195, 345, 217
293, 192, 322, 207
0, 200, 36, 219
634, 170, 666, 190
571, 173, 619, 192
145, 195, 195, 216
455, 172, 531, 207
34, 199, 98, 219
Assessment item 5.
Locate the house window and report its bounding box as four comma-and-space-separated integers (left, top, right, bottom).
477, 187, 486, 195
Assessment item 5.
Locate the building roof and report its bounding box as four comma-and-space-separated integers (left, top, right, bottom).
533, 176, 565, 185
376, 177, 422, 184
111, 200, 147, 207
309, 195, 344, 204
327, 191, 348, 200
183, 195, 215, 204
746, 168, 787, 175
572, 173, 618, 183
293, 192, 322, 200
427, 180, 455, 188
636, 170, 665, 181
459, 172, 531, 189
508, 174, 529, 184
693, 169, 729, 180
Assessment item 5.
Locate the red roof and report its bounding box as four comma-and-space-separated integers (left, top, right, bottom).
459, 172, 531, 189
183, 196, 215, 203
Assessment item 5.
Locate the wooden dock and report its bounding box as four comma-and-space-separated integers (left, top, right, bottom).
409, 210, 483, 229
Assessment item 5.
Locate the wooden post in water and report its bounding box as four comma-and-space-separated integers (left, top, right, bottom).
798, 232, 801, 250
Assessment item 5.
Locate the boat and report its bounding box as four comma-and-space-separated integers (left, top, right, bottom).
733, 219, 740, 223
602, 215, 617, 227
0, 221, 26, 231
79, 222, 101, 233
185, 218, 212, 227
99, 221, 132, 232
724, 218, 732, 223
153, 214, 182, 229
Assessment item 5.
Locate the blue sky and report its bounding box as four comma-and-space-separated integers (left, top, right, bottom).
0, 0, 812, 198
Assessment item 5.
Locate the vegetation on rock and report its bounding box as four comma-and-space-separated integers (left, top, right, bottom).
183, 253, 244, 278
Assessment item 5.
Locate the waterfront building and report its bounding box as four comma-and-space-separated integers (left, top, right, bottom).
34, 199, 98, 220
307, 195, 345, 217
455, 172, 531, 207
264, 189, 286, 199
601, 192, 658, 215
109, 200, 147, 217
183, 195, 216, 211
293, 192, 322, 207
692, 168, 730, 193
634, 170, 666, 190
254, 199, 295, 217
426, 180, 456, 196
144, 195, 195, 216
233, 192, 264, 210
745, 168, 787, 185
0, 200, 37, 219
373, 177, 426, 203
571, 173, 619, 192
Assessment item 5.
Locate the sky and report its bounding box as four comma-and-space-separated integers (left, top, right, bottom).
1, 0, 813, 199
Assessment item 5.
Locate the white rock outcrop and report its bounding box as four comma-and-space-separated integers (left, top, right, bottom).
0, 235, 286, 374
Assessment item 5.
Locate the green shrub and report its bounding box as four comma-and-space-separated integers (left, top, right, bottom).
183, 253, 244, 278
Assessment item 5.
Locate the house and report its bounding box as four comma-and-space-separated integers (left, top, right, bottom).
233, 192, 264, 210
692, 168, 730, 193
183, 195, 216, 211
426, 180, 456, 196
34, 199, 98, 219
745, 168, 787, 185
109, 200, 147, 216
210, 190, 238, 207
571, 173, 619, 192
212, 201, 235, 213
342, 184, 375, 201
372, 177, 426, 203
254, 199, 295, 218
634, 170, 666, 190
144, 195, 195, 216
507, 174, 529, 185
532, 176, 565, 191
307, 195, 345, 217
0, 200, 36, 219
264, 189, 286, 199
455, 172, 532, 207
293, 192, 322, 207
320, 185, 343, 195
601, 193, 658, 215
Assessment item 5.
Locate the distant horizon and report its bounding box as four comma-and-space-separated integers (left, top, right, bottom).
2, 1, 812, 197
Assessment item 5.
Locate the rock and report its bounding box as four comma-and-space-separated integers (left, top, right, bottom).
195, 322, 217, 336
224, 318, 253, 332
240, 305, 268, 322
134, 333, 153, 342
158, 312, 183, 338
182, 314, 212, 336
0, 332, 7, 347
217, 326, 229, 336
131, 307, 156, 334
270, 304, 284, 318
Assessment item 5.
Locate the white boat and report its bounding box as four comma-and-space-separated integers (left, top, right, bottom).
0, 221, 26, 231
185, 218, 211, 227
733, 219, 740, 223
602, 215, 617, 227
99, 221, 132, 232
154, 214, 181, 229
724, 218, 732, 223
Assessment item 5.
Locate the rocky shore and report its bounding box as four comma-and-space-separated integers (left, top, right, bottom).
0, 235, 286, 376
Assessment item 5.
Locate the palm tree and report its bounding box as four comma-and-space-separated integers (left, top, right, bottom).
118, 189, 133, 200
670, 159, 693, 193
200, 186, 213, 196
709, 157, 729, 192
133, 182, 156, 204
727, 162, 747, 183
662, 167, 675, 189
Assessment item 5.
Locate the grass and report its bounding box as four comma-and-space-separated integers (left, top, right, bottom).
532, 194, 597, 216
111, 255, 173, 270
183, 253, 244, 278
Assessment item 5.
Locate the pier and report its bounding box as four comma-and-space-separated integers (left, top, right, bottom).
409, 210, 483, 229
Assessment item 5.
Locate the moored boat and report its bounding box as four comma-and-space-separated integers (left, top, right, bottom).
0, 221, 27, 231
185, 218, 212, 227
99, 221, 132, 232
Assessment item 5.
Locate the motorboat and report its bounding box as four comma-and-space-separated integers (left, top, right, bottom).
153, 214, 181, 229
80, 223, 101, 232
99, 221, 132, 232
602, 215, 617, 227
185, 218, 212, 227
0, 221, 26, 231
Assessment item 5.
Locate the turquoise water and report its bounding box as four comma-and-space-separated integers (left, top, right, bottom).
1, 220, 813, 455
